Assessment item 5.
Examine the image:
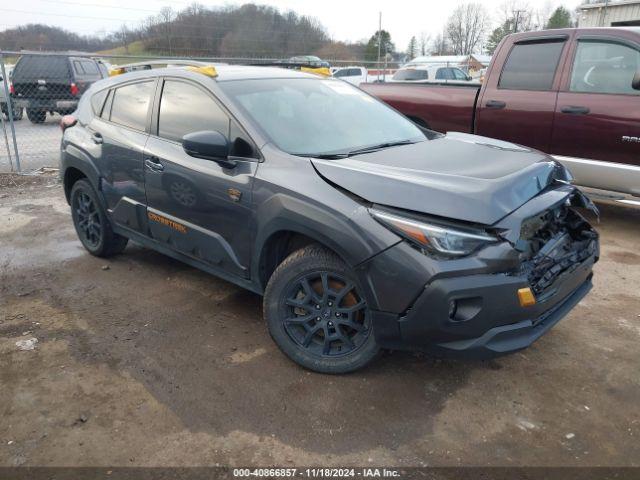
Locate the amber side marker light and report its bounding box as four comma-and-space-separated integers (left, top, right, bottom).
518, 287, 536, 307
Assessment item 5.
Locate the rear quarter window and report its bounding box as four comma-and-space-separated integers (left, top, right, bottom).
90, 89, 109, 115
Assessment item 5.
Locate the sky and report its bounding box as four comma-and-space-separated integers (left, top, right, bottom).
1, 0, 583, 49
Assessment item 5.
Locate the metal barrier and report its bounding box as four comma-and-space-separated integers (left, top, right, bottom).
0, 50, 486, 174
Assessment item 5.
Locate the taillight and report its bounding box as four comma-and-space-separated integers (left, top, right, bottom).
70, 83, 79, 96
60, 115, 77, 132
9, 82, 14, 95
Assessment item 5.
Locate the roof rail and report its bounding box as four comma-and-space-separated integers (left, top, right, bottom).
108, 60, 223, 77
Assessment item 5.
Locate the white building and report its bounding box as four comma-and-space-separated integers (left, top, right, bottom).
578, 0, 640, 27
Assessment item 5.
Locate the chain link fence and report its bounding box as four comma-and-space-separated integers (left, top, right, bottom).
0, 50, 484, 174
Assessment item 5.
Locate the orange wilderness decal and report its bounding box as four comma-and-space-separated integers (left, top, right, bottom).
147, 212, 188, 234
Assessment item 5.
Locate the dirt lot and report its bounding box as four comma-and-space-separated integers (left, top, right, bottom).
1, 175, 639, 467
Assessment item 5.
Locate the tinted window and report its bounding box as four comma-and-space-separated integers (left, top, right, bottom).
453, 68, 468, 80
220, 78, 425, 156
90, 89, 108, 115
499, 41, 565, 90
110, 81, 154, 131
158, 80, 229, 143
570, 41, 640, 95
435, 68, 453, 80
334, 69, 350, 77
14, 55, 70, 80
80, 60, 99, 75
393, 69, 429, 81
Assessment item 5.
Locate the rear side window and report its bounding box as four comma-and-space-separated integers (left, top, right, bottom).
158, 80, 229, 143
570, 40, 640, 95
90, 89, 108, 115
393, 69, 429, 81
14, 55, 70, 80
110, 81, 154, 131
499, 41, 565, 91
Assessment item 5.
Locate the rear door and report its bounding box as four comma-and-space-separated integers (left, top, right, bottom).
476, 36, 570, 152
90, 79, 155, 230
551, 35, 640, 169
143, 78, 259, 277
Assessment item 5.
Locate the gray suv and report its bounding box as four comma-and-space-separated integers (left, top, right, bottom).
59, 65, 599, 373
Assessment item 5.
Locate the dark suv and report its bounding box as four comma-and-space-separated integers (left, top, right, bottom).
11, 54, 107, 124
60, 65, 599, 373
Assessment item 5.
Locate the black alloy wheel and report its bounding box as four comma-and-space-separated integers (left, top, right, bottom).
283, 271, 370, 357
74, 190, 102, 249
264, 244, 380, 373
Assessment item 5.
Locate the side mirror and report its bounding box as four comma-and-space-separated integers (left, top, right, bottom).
182, 130, 236, 169
466, 75, 472, 81
633, 71, 640, 90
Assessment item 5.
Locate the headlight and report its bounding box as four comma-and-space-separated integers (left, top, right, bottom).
370, 209, 498, 258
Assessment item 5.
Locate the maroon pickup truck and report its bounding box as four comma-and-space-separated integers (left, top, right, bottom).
361, 27, 640, 202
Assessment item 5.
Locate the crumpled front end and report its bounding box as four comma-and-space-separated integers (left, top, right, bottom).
357, 184, 599, 358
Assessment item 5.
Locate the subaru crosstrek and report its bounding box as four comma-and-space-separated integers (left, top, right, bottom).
60, 65, 599, 373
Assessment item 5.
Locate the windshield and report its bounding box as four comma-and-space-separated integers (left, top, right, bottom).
219, 78, 425, 156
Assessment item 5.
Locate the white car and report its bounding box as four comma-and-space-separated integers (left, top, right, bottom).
391, 65, 475, 83
332, 66, 368, 86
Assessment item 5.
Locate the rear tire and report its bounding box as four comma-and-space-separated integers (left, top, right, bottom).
27, 109, 46, 124
70, 179, 128, 257
264, 244, 380, 374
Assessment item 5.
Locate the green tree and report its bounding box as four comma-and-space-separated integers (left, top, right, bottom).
406, 36, 418, 59
485, 20, 512, 54
546, 6, 572, 29
365, 29, 395, 62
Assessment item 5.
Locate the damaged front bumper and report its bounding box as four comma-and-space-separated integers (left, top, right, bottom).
360, 184, 599, 358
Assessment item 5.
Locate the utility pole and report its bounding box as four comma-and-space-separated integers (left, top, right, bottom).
513, 9, 526, 33
377, 12, 382, 82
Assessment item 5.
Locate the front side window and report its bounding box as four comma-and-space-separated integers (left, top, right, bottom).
570, 40, 640, 95
499, 41, 565, 91
219, 78, 425, 156
110, 81, 154, 131
453, 68, 469, 80
435, 68, 453, 80
158, 80, 229, 143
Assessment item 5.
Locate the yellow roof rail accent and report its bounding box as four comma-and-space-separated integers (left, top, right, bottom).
301, 66, 331, 77
186, 65, 218, 78
109, 67, 125, 77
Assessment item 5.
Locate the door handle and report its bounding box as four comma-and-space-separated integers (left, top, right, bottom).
144, 156, 164, 172
485, 100, 506, 109
91, 132, 103, 144
561, 105, 590, 115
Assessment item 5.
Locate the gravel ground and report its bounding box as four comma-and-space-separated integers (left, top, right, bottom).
1, 178, 639, 467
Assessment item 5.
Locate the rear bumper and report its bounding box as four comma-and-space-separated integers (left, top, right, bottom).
14, 98, 78, 110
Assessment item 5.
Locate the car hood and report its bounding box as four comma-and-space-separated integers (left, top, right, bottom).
311, 132, 572, 225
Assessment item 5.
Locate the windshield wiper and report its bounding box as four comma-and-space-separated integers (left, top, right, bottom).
295, 139, 417, 160
347, 139, 418, 156
296, 153, 350, 160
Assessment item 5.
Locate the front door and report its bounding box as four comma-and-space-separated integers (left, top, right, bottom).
476, 37, 568, 153
143, 78, 259, 278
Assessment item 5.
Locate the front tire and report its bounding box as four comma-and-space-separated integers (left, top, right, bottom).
264, 245, 380, 374
70, 179, 128, 257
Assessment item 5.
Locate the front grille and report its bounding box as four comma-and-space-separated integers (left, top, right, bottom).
517, 204, 597, 295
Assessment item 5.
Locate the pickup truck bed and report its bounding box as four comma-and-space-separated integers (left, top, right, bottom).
361, 27, 640, 200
